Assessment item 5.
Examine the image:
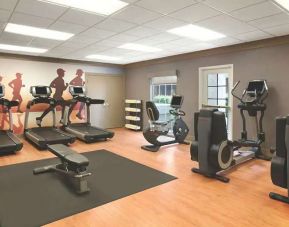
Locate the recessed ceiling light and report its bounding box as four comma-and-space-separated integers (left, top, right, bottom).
5, 23, 74, 41
118, 43, 162, 52
86, 54, 121, 61
0, 44, 47, 53
167, 24, 226, 41
273, 0, 289, 11
38, 0, 128, 16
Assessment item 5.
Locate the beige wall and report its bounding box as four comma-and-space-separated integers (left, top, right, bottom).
125, 43, 289, 148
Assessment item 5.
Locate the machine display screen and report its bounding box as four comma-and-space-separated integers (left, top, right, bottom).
73, 87, 84, 94
35, 86, 47, 95
0, 85, 3, 96
247, 81, 265, 93
171, 95, 183, 108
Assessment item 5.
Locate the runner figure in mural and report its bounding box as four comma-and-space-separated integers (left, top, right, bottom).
69, 69, 85, 119
8, 73, 25, 113
36, 68, 69, 126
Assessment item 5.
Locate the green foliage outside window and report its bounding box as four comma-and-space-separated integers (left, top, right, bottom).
153, 95, 172, 104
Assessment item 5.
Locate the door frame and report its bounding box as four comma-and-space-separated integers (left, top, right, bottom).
198, 64, 234, 138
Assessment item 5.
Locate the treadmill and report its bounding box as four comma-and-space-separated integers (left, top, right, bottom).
62, 86, 114, 143
24, 86, 76, 150
0, 85, 23, 154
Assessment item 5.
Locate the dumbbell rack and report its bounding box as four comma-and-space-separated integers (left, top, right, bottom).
125, 99, 143, 131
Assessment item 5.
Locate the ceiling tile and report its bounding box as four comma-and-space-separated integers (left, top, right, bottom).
144, 33, 180, 43
234, 30, 273, 41
122, 0, 139, 3
94, 18, 136, 33
10, 12, 54, 27
49, 21, 87, 34
263, 23, 289, 36
16, 0, 67, 19
122, 26, 160, 38
230, 1, 283, 22
0, 9, 11, 22
112, 5, 162, 24
56, 40, 90, 49
93, 40, 125, 48
169, 3, 221, 23
80, 27, 116, 39
59, 9, 105, 27
210, 37, 242, 46
100, 48, 136, 56
144, 16, 186, 31
28, 38, 61, 48
248, 13, 289, 29
107, 33, 139, 42
197, 15, 256, 35
46, 46, 77, 57
69, 35, 101, 45
136, 0, 197, 15
132, 33, 180, 47
0, 33, 33, 45
83, 44, 112, 52
203, 0, 265, 12
0, 0, 18, 11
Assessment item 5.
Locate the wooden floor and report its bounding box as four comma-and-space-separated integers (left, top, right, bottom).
1, 128, 289, 227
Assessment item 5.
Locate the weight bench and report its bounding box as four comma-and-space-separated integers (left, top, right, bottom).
33, 144, 91, 194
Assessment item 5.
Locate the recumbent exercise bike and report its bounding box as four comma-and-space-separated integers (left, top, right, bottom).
141, 95, 189, 152
191, 80, 271, 182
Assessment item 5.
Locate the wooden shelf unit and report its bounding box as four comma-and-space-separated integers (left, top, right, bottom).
125, 99, 143, 131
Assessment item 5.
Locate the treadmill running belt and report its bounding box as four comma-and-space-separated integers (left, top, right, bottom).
25, 127, 76, 149
30, 128, 71, 140
69, 125, 109, 135
0, 133, 17, 148
0, 131, 23, 153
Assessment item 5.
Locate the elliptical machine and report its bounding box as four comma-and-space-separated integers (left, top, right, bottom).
270, 116, 289, 204
141, 95, 189, 152
231, 80, 271, 160
190, 80, 270, 182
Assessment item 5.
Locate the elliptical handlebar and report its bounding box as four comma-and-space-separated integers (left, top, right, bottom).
260, 80, 269, 103
231, 81, 244, 104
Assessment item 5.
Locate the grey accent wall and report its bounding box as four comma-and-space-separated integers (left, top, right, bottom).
125, 43, 289, 148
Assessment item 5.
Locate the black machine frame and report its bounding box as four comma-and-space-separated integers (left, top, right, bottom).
24, 86, 76, 150
0, 84, 23, 154
191, 80, 271, 183
33, 144, 91, 194
141, 95, 189, 152
62, 86, 114, 143
270, 116, 289, 204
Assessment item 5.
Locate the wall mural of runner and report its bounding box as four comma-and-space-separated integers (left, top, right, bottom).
0, 67, 85, 134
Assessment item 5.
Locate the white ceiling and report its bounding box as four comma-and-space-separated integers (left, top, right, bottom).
0, 0, 289, 64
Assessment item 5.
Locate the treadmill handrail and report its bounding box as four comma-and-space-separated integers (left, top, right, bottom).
24, 96, 57, 130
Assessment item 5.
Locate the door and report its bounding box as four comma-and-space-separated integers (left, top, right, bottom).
85, 74, 125, 129
199, 65, 233, 139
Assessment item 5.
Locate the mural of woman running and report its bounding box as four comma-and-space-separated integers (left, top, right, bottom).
69, 69, 85, 119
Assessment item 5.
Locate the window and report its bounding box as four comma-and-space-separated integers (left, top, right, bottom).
207, 73, 231, 136
150, 76, 177, 123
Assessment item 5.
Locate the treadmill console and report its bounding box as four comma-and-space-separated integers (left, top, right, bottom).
0, 85, 4, 98
170, 95, 183, 109
30, 86, 52, 98
69, 86, 85, 97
